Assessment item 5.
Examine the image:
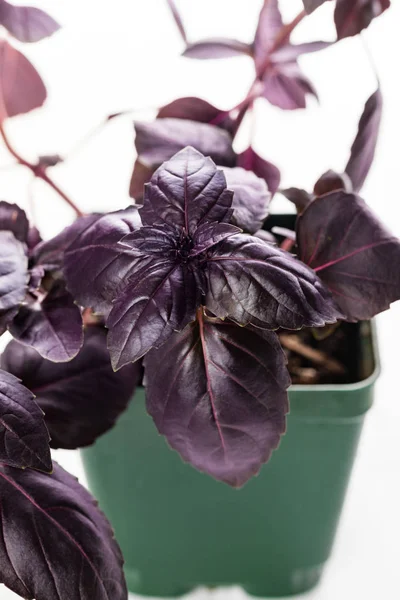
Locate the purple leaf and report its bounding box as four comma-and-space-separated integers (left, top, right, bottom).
334, 0, 390, 39
0, 368, 51, 471
157, 96, 223, 123
63, 208, 141, 316
280, 187, 313, 213
262, 62, 318, 110
142, 146, 234, 235
129, 159, 154, 200
206, 233, 340, 329
221, 166, 271, 233
0, 40, 46, 120
183, 38, 252, 60
2, 327, 141, 449
296, 191, 400, 320
33, 213, 103, 270
191, 222, 241, 255
0, 201, 29, 242
314, 169, 352, 196
345, 88, 383, 193
9, 280, 83, 362
0, 230, 28, 316
253, 0, 284, 74
166, 0, 188, 44
134, 118, 236, 169
144, 313, 290, 487
0, 461, 127, 599
302, 0, 332, 13
106, 257, 201, 369
0, 1, 60, 43
270, 41, 332, 63
237, 146, 281, 196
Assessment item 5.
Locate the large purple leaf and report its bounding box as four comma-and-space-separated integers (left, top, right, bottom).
221, 166, 271, 233
183, 38, 252, 60
2, 327, 141, 449
134, 118, 236, 169
144, 313, 290, 487
0, 231, 28, 316
262, 62, 318, 110
0, 40, 46, 120
166, 0, 187, 43
237, 146, 281, 196
0, 1, 60, 43
142, 146, 234, 235
296, 191, 400, 320
253, 0, 284, 74
9, 280, 83, 362
345, 88, 383, 193
206, 234, 340, 329
106, 257, 201, 369
334, 0, 390, 39
302, 0, 332, 13
0, 201, 29, 242
63, 208, 141, 315
0, 461, 127, 599
0, 369, 51, 471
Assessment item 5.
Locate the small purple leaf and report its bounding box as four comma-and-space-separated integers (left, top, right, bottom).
190, 222, 241, 255
280, 187, 313, 213
0, 40, 46, 120
0, 368, 51, 471
345, 88, 383, 193
0, 1, 60, 43
0, 230, 28, 315
314, 169, 352, 196
2, 327, 141, 449
166, 0, 188, 44
222, 166, 271, 233
237, 146, 281, 196
134, 118, 236, 169
253, 0, 284, 74
183, 38, 252, 60
157, 96, 223, 123
206, 233, 340, 329
302, 0, 332, 13
63, 208, 141, 315
142, 146, 234, 235
144, 314, 290, 487
9, 280, 83, 362
296, 191, 400, 320
335, 0, 390, 39
107, 257, 201, 369
270, 41, 332, 63
0, 461, 127, 599
262, 63, 318, 110
0, 201, 29, 242
129, 159, 154, 200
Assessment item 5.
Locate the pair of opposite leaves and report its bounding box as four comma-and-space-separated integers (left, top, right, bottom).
170, 0, 389, 110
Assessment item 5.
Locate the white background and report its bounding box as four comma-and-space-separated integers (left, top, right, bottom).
1, 0, 400, 598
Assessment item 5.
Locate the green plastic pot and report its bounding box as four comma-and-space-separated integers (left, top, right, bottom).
82, 320, 378, 598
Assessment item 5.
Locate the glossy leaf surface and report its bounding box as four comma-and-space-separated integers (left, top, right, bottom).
145, 314, 290, 487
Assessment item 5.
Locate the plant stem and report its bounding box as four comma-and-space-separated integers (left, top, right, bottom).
0, 122, 84, 217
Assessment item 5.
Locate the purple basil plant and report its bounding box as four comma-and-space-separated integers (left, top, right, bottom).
0, 0, 395, 598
